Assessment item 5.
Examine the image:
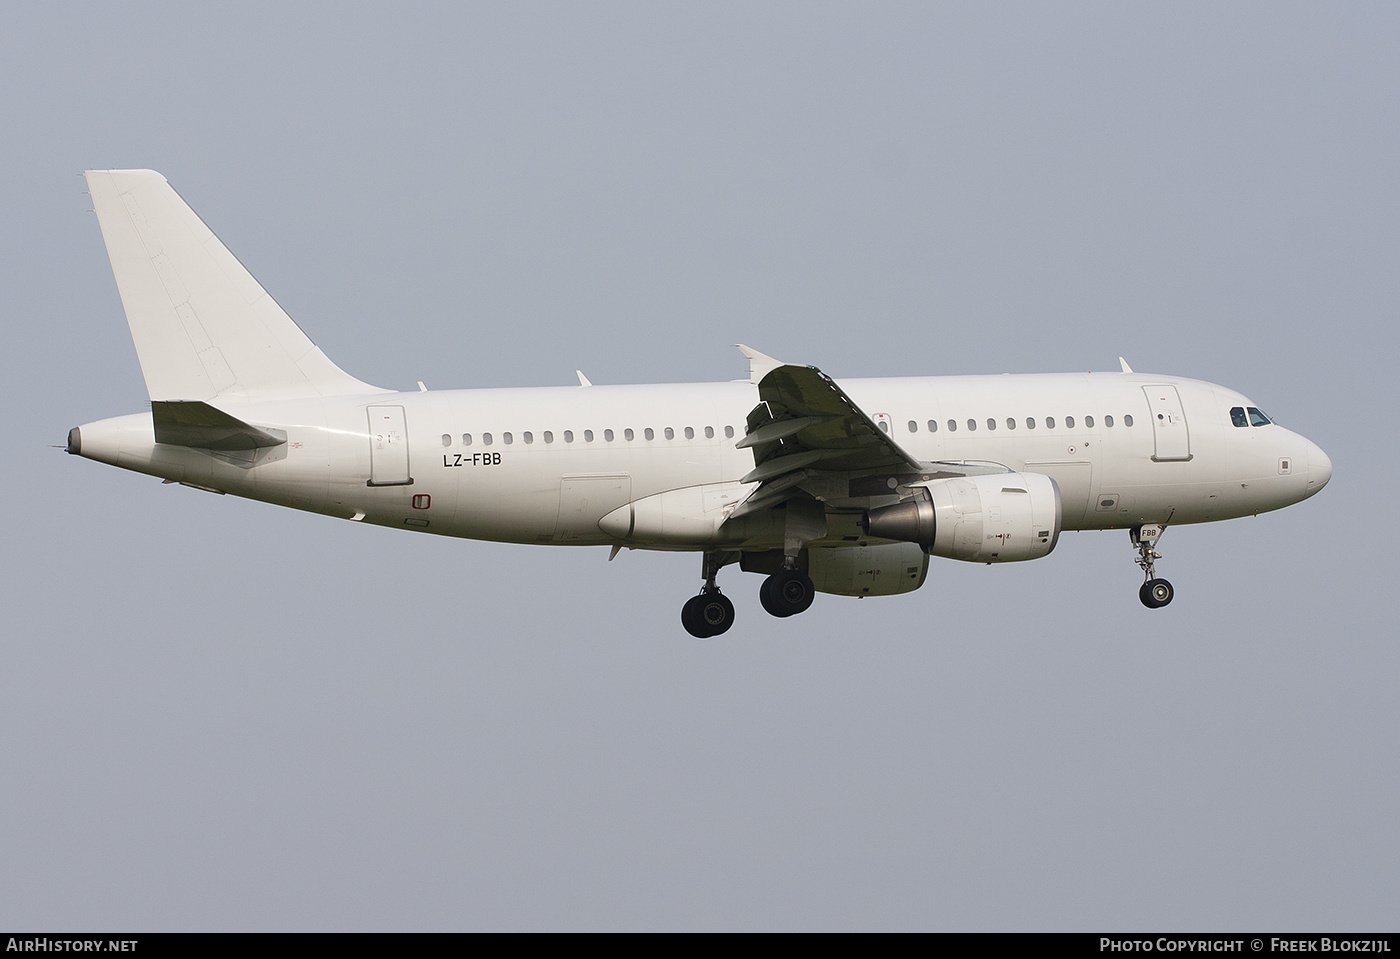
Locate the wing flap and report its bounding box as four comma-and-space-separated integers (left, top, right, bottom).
740, 449, 830, 484
734, 414, 833, 449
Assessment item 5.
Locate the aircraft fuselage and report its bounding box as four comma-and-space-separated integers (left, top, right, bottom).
70, 369, 1330, 552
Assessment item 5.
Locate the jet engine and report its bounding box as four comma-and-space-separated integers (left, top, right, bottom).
862, 472, 1061, 563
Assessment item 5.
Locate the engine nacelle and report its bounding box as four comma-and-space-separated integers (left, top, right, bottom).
863, 472, 1061, 563
807, 543, 929, 596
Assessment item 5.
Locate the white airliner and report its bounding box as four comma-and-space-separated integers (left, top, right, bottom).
69, 170, 1332, 636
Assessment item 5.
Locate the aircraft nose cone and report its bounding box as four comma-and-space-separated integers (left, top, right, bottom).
1305, 440, 1332, 497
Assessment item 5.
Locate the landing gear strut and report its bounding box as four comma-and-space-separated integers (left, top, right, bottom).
1130, 523, 1174, 609
681, 550, 738, 638
758, 496, 823, 619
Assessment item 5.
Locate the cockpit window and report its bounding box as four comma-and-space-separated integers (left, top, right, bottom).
1248, 407, 1271, 427
1231, 407, 1248, 428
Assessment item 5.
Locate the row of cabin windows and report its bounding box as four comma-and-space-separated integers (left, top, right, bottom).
441, 425, 737, 448
895, 414, 1136, 434
440, 413, 1143, 448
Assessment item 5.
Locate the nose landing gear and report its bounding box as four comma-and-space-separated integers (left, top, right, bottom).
1131, 523, 1174, 608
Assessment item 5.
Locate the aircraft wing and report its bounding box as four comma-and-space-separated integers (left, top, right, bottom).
730, 363, 1006, 519
739, 364, 920, 481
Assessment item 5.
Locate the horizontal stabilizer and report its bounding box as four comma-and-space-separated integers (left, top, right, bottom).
152, 400, 286, 450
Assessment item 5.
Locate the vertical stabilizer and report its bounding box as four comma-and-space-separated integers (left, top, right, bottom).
85, 169, 384, 401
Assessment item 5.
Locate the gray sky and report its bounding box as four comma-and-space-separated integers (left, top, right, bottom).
2, 2, 1396, 931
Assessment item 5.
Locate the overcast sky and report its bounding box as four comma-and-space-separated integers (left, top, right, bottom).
2, 2, 1396, 931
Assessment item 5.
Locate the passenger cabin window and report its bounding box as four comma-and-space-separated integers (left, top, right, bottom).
563, 430, 573, 443
584, 430, 594, 442
908, 420, 918, 433
523, 431, 533, 444
503, 432, 513, 445
1006, 418, 1016, 430
644, 428, 654, 440
441, 434, 451, 447
1026, 418, 1035, 429
725, 426, 734, 438
927, 420, 938, 432
1231, 407, 1248, 428
462, 433, 472, 446
967, 419, 977, 431
543, 431, 553, 443
483, 432, 493, 446
604, 429, 614, 442
1104, 415, 1114, 428
705, 427, 714, 439
1124, 414, 1134, 427
624, 428, 634, 441
1065, 416, 1075, 429
665, 427, 675, 440
1045, 417, 1055, 429
1085, 415, 1094, 428
947, 419, 957, 432
1248, 407, 1272, 427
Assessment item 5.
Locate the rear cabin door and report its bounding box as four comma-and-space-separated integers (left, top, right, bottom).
1142, 386, 1192, 462
367, 405, 413, 486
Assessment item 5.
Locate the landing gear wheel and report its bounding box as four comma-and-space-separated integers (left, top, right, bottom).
681, 591, 735, 638
760, 568, 815, 618
1139, 578, 1174, 609
697, 591, 734, 636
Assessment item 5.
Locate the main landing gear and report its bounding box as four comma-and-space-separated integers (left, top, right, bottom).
1131, 523, 1174, 609
679, 550, 818, 637
681, 550, 738, 638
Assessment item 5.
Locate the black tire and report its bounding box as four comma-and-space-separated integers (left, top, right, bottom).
681, 594, 710, 637
1139, 578, 1174, 608
759, 575, 780, 617
761, 568, 815, 618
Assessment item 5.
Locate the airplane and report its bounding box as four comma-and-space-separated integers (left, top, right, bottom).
68, 169, 1333, 637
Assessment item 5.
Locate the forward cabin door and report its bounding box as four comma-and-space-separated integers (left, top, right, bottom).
1142, 386, 1192, 462
367, 405, 413, 486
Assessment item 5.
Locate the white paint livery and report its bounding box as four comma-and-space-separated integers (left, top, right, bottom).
70, 170, 1332, 636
